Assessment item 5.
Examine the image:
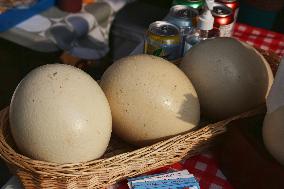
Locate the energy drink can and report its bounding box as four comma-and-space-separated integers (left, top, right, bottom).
144, 21, 181, 63
212, 2, 234, 37
216, 0, 239, 20
164, 5, 198, 56
172, 0, 205, 12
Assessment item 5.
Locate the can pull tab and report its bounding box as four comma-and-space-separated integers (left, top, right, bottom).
161, 25, 171, 35
182, 9, 189, 17
197, 0, 214, 31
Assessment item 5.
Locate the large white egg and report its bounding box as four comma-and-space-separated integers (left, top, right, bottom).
100, 55, 200, 146
9, 64, 112, 164
180, 37, 274, 120
263, 106, 284, 165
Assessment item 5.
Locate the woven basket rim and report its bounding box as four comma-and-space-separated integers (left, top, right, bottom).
0, 106, 264, 178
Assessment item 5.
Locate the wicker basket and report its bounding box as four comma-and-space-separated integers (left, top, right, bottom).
0, 50, 280, 189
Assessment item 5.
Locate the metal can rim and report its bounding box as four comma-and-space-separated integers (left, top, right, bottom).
212, 2, 233, 17
169, 5, 199, 19
148, 21, 180, 37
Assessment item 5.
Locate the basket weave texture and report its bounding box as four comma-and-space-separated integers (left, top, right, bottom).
0, 106, 265, 188
0, 50, 280, 189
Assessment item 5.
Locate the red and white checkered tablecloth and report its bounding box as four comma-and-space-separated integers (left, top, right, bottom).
112, 152, 233, 189
110, 23, 284, 189
234, 23, 284, 57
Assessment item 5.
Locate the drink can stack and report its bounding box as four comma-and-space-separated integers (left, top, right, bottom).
144, 0, 239, 61
183, 0, 214, 53
164, 5, 199, 57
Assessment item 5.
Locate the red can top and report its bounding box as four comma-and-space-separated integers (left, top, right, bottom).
216, 0, 240, 11
212, 2, 234, 26
212, 2, 233, 17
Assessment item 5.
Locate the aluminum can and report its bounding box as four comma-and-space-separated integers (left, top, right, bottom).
172, 0, 205, 12
164, 5, 198, 56
212, 2, 234, 37
216, 0, 240, 20
144, 21, 181, 63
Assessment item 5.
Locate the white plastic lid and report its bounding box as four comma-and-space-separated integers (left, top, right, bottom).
197, 8, 214, 30
206, 0, 215, 10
